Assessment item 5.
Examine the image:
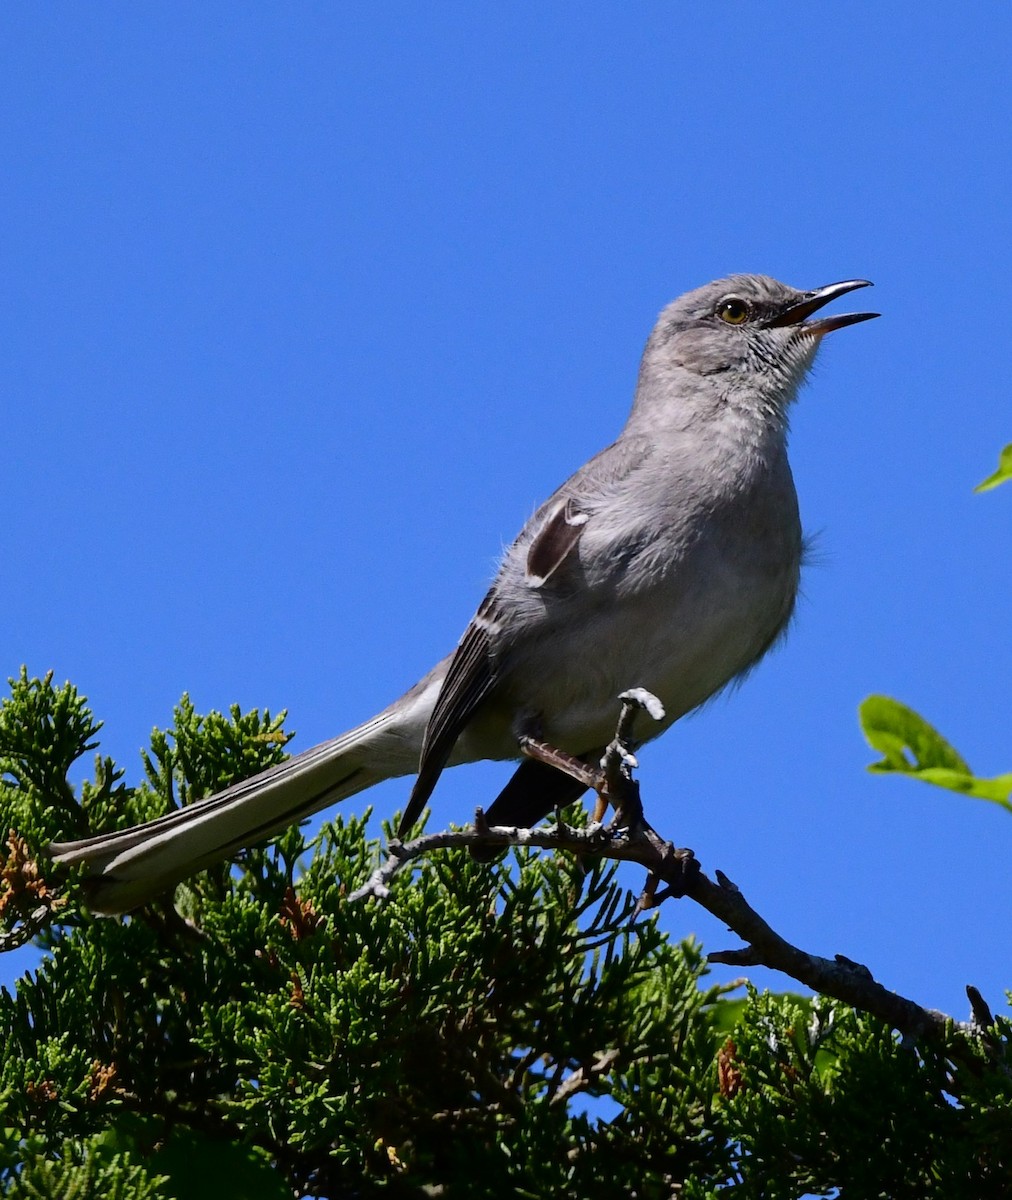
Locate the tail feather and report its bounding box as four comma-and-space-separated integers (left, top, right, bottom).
50, 708, 412, 915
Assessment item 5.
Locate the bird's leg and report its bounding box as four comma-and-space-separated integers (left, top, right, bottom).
516, 689, 666, 825
514, 697, 698, 904
597, 743, 642, 829
516, 732, 602, 791
595, 688, 666, 826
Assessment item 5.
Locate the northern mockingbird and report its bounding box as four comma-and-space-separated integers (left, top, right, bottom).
51, 274, 878, 913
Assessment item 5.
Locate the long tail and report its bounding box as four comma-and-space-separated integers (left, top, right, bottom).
50, 696, 427, 915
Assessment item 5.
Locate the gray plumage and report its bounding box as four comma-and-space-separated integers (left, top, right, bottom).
51, 274, 878, 913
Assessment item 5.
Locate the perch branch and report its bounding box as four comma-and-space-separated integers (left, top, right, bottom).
351, 689, 961, 1046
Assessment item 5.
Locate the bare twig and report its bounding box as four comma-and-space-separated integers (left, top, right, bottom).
0, 902, 55, 952
967, 985, 996, 1031
351, 690, 964, 1047
550, 1049, 622, 1106
348, 819, 698, 905
690, 869, 950, 1039
351, 817, 954, 1042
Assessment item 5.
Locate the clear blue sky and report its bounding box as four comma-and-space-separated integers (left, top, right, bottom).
4, 6, 1010, 1020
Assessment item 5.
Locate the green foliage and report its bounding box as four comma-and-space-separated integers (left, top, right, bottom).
0, 670, 104, 849
2, 672, 1012, 1198
724, 990, 1012, 1197
4, 1131, 168, 1200
975, 442, 1012, 492
860, 695, 1012, 811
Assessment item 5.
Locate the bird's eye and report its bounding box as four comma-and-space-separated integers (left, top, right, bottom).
717, 298, 750, 325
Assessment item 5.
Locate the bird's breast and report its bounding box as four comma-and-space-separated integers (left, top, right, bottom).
487, 487, 801, 755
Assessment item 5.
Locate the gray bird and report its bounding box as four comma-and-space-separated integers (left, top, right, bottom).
51, 274, 878, 913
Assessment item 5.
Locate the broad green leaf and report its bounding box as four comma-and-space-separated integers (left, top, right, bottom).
860, 696, 971, 773
975, 442, 1012, 492
860, 695, 1012, 812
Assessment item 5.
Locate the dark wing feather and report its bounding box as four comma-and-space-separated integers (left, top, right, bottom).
397, 599, 498, 835
525, 497, 588, 586
483, 755, 591, 827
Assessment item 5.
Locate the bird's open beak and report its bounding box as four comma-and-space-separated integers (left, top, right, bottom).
769, 279, 880, 336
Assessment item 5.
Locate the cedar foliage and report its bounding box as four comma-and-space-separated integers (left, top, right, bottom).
2, 669, 1011, 1198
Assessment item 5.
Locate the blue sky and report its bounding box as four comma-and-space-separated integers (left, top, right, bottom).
4, 6, 1010, 1020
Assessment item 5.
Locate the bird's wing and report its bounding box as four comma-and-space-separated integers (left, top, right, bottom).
397, 593, 499, 835
395, 501, 594, 837
396, 436, 653, 836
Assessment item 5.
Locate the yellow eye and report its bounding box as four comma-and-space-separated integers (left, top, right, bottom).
717, 298, 750, 325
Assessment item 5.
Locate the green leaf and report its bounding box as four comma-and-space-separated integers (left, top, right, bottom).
859, 695, 1012, 812
859, 696, 971, 773
975, 442, 1012, 492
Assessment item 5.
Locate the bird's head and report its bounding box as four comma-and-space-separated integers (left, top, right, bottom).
633, 274, 878, 431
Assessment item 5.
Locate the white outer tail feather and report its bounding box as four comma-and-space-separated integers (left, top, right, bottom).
50, 706, 421, 915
